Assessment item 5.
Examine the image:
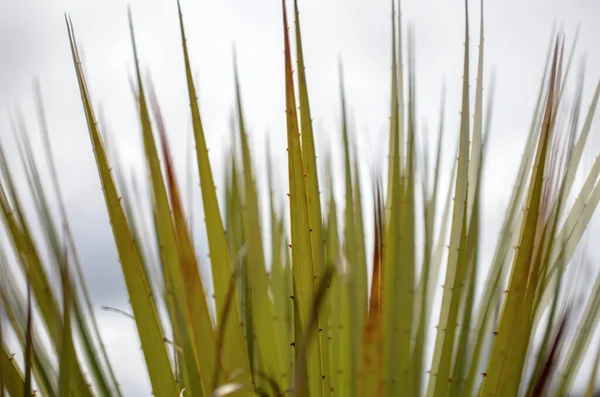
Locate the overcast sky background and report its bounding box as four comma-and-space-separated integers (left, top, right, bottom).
2, 0, 600, 395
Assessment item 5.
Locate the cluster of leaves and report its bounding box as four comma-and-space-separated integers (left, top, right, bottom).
2, 0, 600, 396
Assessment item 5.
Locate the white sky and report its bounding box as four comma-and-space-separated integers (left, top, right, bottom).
2, 0, 600, 395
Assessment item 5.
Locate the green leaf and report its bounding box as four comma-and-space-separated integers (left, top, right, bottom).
66, 17, 179, 397
23, 281, 33, 397
425, 3, 471, 396
233, 57, 286, 389
153, 83, 219, 396
175, 2, 252, 390
358, 184, 384, 397
281, 2, 323, 396
1, 345, 25, 397
479, 38, 560, 397
339, 65, 360, 397
293, 2, 331, 390
58, 254, 73, 397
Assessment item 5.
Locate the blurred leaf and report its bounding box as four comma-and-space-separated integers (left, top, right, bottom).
1, 345, 25, 396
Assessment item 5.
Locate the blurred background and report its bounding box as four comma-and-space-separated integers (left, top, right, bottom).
1, 0, 600, 394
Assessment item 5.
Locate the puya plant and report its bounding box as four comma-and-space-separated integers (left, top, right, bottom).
1, 0, 600, 396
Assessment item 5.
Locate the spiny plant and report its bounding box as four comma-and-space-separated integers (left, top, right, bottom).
1, 0, 600, 396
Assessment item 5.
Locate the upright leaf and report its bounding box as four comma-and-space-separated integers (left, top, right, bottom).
233, 58, 286, 388
426, 3, 471, 396
175, 2, 252, 390
66, 18, 179, 397
293, 3, 331, 390
282, 2, 323, 395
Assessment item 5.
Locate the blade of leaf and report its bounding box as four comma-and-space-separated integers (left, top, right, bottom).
426, 2, 471, 396
233, 58, 286, 389
358, 182, 384, 397
412, 79, 446, 397
293, 2, 330, 390
24, 276, 33, 397
58, 248, 73, 397
152, 80, 220, 396
281, 2, 323, 396
33, 80, 121, 396
0, 121, 93, 397
478, 38, 560, 397
1, 345, 25, 397
66, 17, 179, 397
175, 3, 252, 389
339, 65, 360, 397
